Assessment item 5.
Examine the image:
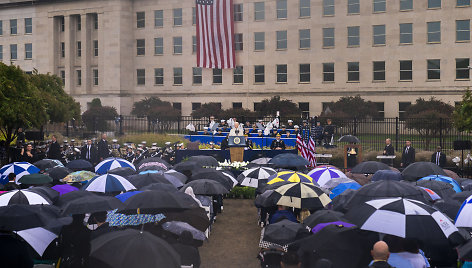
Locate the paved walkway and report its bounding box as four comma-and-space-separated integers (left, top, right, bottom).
199, 199, 261, 268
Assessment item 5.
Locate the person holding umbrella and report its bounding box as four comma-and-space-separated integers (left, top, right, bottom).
0, 230, 34, 268
57, 214, 91, 268
269, 205, 297, 224
369, 241, 393, 268
401, 141, 415, 168
169, 231, 201, 268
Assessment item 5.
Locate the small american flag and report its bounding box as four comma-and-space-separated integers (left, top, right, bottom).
196, 0, 235, 69
297, 134, 317, 167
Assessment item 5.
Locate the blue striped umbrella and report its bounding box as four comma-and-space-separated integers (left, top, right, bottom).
0, 162, 40, 184
84, 174, 136, 193
418, 175, 462, 193
106, 209, 166, 227
95, 158, 136, 175
115, 191, 143, 203
329, 182, 362, 199
308, 167, 347, 187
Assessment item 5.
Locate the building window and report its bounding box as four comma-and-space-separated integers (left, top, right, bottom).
173, 8, 182, 26
254, 102, 262, 111
254, 32, 265, 51
173, 37, 182, 54
0, 21, 3, 35
323, 63, 335, 82
93, 40, 99, 57
136, 39, 145, 56
373, 25, 386, 45
192, 103, 201, 111
276, 0, 287, 19
276, 64, 287, 83
400, 0, 413, 11
213, 69, 223, 84
347, 26, 360, 47
347, 62, 360, 82
456, 20, 470, 42
299, 102, 310, 117
299, 0, 311, 17
60, 70, 65, 85
456, 58, 470, 79
25, 43, 32, 59
399, 102, 411, 121
93, 14, 98, 30
136, 12, 145, 28
154, 10, 163, 27
323, 0, 335, 16
323, 28, 335, 48
299, 29, 310, 49
192, 7, 196, 25
427, 59, 441, 80
399, 60, 413, 81
233, 66, 243, 84
93, 69, 99, 85
193, 67, 202, 85
76, 70, 82, 86
427, 21, 441, 43
173, 103, 182, 111
154, 68, 164, 85
234, 33, 243, 51
348, 0, 360, 14
299, 64, 310, 83
428, 0, 441, 8
457, 0, 471, 7
77, 15, 81, 31
374, 102, 385, 120
10, 19, 17, 35
399, 23, 413, 44
137, 69, 145, 85
154, 37, 163, 55
234, 4, 243, 21
232, 102, 242, 109
192, 36, 197, 53
254, 2, 265, 21
0, 45, 3, 61
173, 67, 183, 85
276, 30, 287, 50
77, 41, 82, 57
373, 61, 386, 81
373, 0, 386, 12
60, 42, 65, 58
254, 65, 265, 83
25, 18, 32, 34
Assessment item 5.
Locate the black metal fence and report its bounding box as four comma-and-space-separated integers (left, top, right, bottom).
42, 116, 472, 152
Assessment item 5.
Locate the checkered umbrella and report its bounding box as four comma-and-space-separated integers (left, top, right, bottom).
0, 162, 40, 184
271, 182, 331, 209
0, 190, 52, 206
237, 167, 277, 188
307, 167, 347, 187
267, 171, 314, 185
83, 174, 136, 193
95, 158, 136, 175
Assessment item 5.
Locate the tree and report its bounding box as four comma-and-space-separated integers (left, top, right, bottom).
404, 97, 454, 150
131, 97, 181, 121
453, 89, 472, 132
82, 98, 118, 131
191, 102, 222, 118
320, 95, 378, 119
255, 96, 301, 117
0, 63, 47, 150
220, 108, 257, 120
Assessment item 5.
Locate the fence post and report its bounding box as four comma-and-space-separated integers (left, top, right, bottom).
353, 117, 357, 136
66, 121, 69, 137
119, 115, 123, 136
178, 117, 181, 134
439, 117, 443, 148
395, 117, 399, 152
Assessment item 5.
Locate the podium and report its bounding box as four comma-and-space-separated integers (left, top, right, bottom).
229, 136, 246, 162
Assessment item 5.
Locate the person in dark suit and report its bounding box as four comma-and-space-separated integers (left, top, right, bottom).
81, 140, 98, 164
47, 135, 62, 160
97, 133, 110, 161
431, 146, 446, 168
19, 143, 37, 164
170, 231, 201, 268
382, 138, 395, 166
369, 241, 393, 268
270, 134, 286, 150
58, 214, 91, 268
401, 141, 415, 168
347, 143, 358, 168
89, 212, 115, 240
220, 135, 229, 150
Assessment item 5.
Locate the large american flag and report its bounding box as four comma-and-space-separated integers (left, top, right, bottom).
297, 134, 317, 167
196, 0, 235, 69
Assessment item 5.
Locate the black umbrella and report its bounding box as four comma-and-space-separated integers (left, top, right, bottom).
247, 157, 273, 168
338, 135, 360, 143
269, 153, 309, 168
416, 180, 456, 199
433, 199, 462, 220
452, 191, 472, 204
136, 157, 172, 171
33, 159, 62, 171
188, 155, 219, 167
0, 204, 71, 231
127, 173, 174, 188
18, 174, 53, 185
165, 207, 210, 232
401, 162, 447, 181
254, 190, 278, 208
342, 180, 432, 212
371, 170, 403, 182
90, 229, 181, 268
457, 238, 472, 261
302, 210, 347, 229
351, 161, 390, 174
44, 166, 72, 183
173, 161, 201, 175
120, 190, 199, 214
141, 183, 178, 192
108, 167, 136, 177
28, 186, 60, 203
61, 195, 124, 215
263, 219, 310, 245
189, 170, 233, 190
331, 189, 357, 212
163, 170, 188, 184
180, 179, 229, 195
66, 159, 93, 172
55, 190, 97, 207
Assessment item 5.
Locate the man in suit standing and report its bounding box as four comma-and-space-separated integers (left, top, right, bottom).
401, 140, 415, 168
382, 138, 395, 166
47, 135, 62, 160
81, 140, 97, 164
431, 146, 446, 168
97, 133, 110, 162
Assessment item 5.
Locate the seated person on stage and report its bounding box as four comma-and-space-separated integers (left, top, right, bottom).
220, 120, 228, 131
244, 128, 251, 136
271, 134, 286, 150
270, 128, 279, 137
220, 135, 230, 150
202, 127, 211, 135
216, 128, 224, 136
245, 134, 253, 150
251, 124, 259, 133
244, 121, 252, 129
280, 125, 287, 135
229, 122, 244, 136
287, 120, 294, 129
293, 125, 300, 137
257, 129, 264, 137
284, 131, 291, 138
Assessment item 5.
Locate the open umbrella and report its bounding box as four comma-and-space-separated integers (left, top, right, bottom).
141, 183, 178, 192
270, 182, 331, 210
418, 175, 462, 193
0, 190, 51, 206
127, 173, 175, 188
51, 184, 79, 196
18, 174, 53, 185
263, 219, 310, 245
188, 155, 219, 167
401, 162, 447, 181
66, 159, 93, 172
173, 161, 201, 175
453, 191, 472, 204
95, 157, 136, 175
16, 227, 58, 256
416, 180, 456, 199
189, 170, 233, 190
338, 135, 360, 143
164, 207, 210, 232
90, 229, 181, 268
455, 195, 472, 227
61, 195, 124, 215
62, 171, 96, 183
267, 171, 314, 185
27, 186, 60, 203
115, 191, 143, 203
136, 157, 172, 171
269, 153, 309, 168
247, 157, 272, 168
351, 161, 390, 174
433, 199, 462, 220
163, 170, 188, 184
83, 174, 136, 193
162, 221, 206, 241
44, 166, 72, 183
302, 209, 347, 229
237, 167, 277, 188
0, 204, 71, 231
371, 170, 403, 182
0, 162, 40, 184
180, 180, 229, 195
329, 182, 361, 199
55, 190, 96, 207
307, 167, 347, 187
120, 190, 199, 215
332, 189, 357, 212
321, 177, 356, 191
33, 159, 64, 171
108, 167, 136, 177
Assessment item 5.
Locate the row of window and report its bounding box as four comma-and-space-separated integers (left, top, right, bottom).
0, 18, 32, 36
128, 59, 470, 87
0, 43, 32, 60
59, 69, 99, 87
56, 14, 98, 32
134, 0, 469, 29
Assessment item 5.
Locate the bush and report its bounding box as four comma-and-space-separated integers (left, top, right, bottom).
117, 133, 187, 147
227, 186, 256, 199
81, 98, 118, 132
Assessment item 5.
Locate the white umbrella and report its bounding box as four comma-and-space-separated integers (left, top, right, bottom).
16, 227, 57, 256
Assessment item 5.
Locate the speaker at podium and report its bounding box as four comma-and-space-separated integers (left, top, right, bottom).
228, 136, 246, 162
